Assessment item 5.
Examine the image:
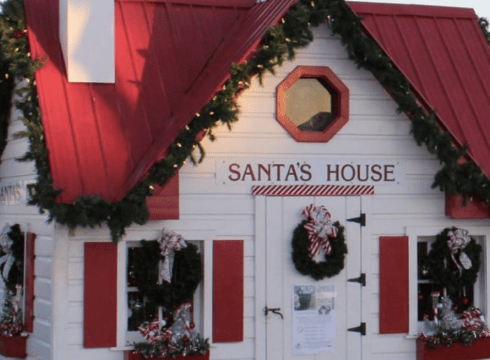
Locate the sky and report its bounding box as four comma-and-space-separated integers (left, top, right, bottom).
356, 0, 490, 20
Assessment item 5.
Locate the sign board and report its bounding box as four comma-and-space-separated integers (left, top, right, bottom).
0, 179, 36, 206
217, 159, 404, 186
292, 284, 337, 354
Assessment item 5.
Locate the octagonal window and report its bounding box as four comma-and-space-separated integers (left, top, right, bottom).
277, 66, 349, 142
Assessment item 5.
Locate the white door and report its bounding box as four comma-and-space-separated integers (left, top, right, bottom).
264, 196, 362, 360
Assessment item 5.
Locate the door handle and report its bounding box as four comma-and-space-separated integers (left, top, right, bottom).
264, 306, 284, 319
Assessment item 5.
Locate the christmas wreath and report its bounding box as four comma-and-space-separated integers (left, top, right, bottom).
132, 229, 203, 312
424, 228, 482, 296
292, 204, 347, 280
0, 224, 24, 291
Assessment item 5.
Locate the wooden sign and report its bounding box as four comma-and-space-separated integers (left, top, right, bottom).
217, 159, 405, 186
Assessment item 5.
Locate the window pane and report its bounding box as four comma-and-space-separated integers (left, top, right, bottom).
285, 78, 335, 132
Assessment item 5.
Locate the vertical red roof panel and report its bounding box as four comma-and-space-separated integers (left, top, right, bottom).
64, 83, 114, 198
115, 2, 154, 164
90, 84, 130, 201
150, 3, 185, 114
25, 0, 85, 202
349, 2, 490, 178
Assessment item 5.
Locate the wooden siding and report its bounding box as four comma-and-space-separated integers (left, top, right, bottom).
26, 23, 490, 360
180, 24, 490, 360
0, 96, 55, 360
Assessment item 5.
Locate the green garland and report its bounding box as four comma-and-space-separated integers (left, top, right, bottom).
424, 228, 482, 296
292, 220, 347, 280
132, 240, 203, 312
1, 0, 490, 240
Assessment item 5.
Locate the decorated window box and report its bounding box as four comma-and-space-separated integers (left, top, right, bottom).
125, 351, 209, 360
0, 334, 27, 358
417, 337, 490, 360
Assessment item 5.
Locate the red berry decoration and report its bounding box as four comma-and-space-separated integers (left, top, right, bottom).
11, 29, 26, 39
462, 297, 470, 305
182, 336, 189, 343
418, 294, 424, 301
190, 322, 196, 329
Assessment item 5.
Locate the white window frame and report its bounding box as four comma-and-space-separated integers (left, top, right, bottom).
115, 229, 216, 349
407, 225, 490, 337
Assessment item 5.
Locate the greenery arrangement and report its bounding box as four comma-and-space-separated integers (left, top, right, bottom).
133, 302, 209, 359
1, 0, 490, 240
424, 228, 482, 296
292, 220, 347, 280
0, 289, 26, 337
129, 230, 207, 359
0, 224, 26, 338
419, 302, 490, 348
131, 240, 203, 312
0, 224, 24, 292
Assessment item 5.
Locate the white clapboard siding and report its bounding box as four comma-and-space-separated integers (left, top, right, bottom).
35, 20, 485, 360
182, 23, 468, 360
0, 97, 55, 360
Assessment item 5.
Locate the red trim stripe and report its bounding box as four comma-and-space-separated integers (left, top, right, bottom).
252, 185, 375, 196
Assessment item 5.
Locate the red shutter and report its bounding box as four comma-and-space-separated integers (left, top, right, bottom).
146, 173, 179, 220
212, 240, 244, 342
83, 242, 118, 347
379, 236, 409, 334
24, 232, 36, 333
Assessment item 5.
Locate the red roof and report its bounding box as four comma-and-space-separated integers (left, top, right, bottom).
24, 1, 490, 203
24, 0, 295, 203
348, 1, 490, 178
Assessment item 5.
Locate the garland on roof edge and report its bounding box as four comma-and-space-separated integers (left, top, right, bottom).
1, 0, 490, 241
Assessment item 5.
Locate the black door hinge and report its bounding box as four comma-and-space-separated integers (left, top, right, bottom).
348, 322, 366, 336
347, 213, 366, 227
348, 273, 366, 287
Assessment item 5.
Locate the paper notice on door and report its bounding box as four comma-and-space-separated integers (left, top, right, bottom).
292, 284, 337, 354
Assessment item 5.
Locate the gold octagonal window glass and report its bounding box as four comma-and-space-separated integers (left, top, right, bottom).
277, 66, 349, 142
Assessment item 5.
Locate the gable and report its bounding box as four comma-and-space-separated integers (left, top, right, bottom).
349, 2, 490, 179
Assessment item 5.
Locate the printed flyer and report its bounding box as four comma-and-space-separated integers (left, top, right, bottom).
292, 284, 337, 354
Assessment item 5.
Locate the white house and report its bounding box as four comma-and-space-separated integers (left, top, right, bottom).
1, 0, 490, 359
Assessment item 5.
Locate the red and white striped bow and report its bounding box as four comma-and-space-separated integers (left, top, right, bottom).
158, 228, 187, 283
138, 318, 162, 344
447, 228, 472, 272
462, 308, 483, 332
302, 204, 338, 258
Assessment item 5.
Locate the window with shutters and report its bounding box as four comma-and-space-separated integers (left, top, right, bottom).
407, 226, 490, 336
125, 240, 204, 345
